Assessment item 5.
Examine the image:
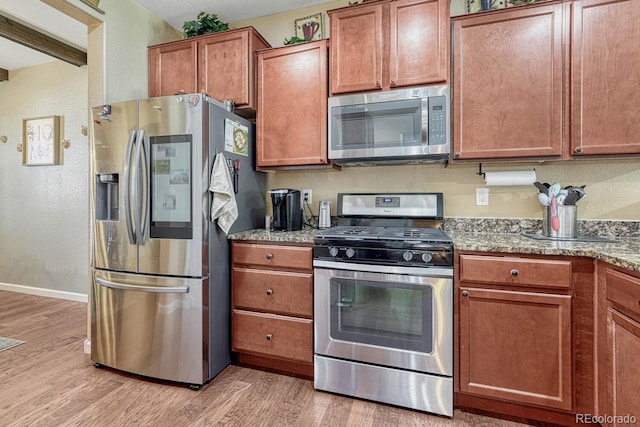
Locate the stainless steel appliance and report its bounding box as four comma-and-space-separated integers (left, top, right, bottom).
318, 200, 332, 229
328, 85, 450, 166
89, 93, 265, 388
270, 188, 302, 231
313, 193, 453, 416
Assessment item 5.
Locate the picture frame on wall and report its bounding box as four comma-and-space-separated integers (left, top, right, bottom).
22, 115, 62, 166
294, 13, 324, 41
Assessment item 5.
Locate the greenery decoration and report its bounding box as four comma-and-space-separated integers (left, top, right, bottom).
283, 36, 309, 46
183, 12, 229, 38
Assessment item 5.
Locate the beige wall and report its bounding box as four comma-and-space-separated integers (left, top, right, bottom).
0, 61, 89, 296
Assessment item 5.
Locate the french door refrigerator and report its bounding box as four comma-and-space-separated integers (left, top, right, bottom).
89, 93, 265, 387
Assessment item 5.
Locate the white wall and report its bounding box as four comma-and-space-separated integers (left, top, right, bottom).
0, 61, 89, 298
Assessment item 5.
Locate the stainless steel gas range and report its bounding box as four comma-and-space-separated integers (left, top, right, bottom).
313, 193, 453, 416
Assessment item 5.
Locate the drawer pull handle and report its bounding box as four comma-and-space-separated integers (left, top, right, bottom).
461, 290, 469, 297
510, 269, 519, 277
266, 334, 273, 341
266, 289, 273, 296
266, 253, 273, 260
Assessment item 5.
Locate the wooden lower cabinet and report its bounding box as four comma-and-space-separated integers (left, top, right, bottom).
231, 241, 313, 378
456, 252, 596, 426
597, 264, 640, 426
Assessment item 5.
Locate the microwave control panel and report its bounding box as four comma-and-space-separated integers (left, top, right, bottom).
428, 96, 447, 145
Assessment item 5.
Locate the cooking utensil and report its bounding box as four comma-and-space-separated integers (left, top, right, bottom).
534, 181, 548, 194
548, 183, 561, 198
551, 196, 560, 232
538, 193, 550, 206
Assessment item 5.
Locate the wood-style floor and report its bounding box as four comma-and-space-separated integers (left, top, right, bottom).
0, 290, 530, 426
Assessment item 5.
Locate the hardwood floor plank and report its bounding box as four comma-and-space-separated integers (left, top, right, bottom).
0, 290, 531, 427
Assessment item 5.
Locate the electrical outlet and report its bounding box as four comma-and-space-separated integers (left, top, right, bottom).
476, 188, 489, 206
302, 189, 312, 207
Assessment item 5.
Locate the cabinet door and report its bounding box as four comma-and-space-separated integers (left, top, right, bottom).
452, 3, 565, 160
199, 31, 250, 106
606, 309, 640, 426
257, 41, 328, 167
389, 0, 449, 88
571, 0, 640, 156
329, 2, 386, 94
459, 287, 572, 411
148, 40, 198, 97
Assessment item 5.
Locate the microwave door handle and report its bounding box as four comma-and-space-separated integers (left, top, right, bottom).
133, 129, 144, 245
124, 130, 137, 244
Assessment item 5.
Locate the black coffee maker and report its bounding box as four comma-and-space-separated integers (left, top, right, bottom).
270, 189, 303, 231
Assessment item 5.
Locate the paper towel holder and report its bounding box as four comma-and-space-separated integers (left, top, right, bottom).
476, 163, 536, 179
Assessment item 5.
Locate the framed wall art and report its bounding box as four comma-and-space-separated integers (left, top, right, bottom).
22, 115, 62, 166
295, 13, 324, 41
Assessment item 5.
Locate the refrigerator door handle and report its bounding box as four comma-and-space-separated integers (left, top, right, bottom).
96, 277, 189, 294
124, 130, 137, 244
133, 129, 146, 245
139, 129, 149, 244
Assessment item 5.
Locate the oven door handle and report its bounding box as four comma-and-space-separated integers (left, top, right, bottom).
312, 259, 453, 278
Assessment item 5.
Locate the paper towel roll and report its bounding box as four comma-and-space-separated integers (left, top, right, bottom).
484, 170, 537, 186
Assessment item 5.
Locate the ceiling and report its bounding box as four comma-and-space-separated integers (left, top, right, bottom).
0, 0, 331, 72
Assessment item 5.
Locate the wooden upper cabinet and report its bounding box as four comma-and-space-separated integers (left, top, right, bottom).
452, 2, 566, 160
148, 27, 270, 113
256, 40, 329, 168
571, 0, 640, 156
329, 0, 448, 95
390, 0, 449, 88
329, 2, 385, 94
199, 28, 269, 110
148, 40, 198, 97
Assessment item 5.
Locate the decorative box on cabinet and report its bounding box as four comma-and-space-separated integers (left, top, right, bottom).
596, 264, 640, 426
328, 0, 449, 95
148, 27, 270, 115
455, 252, 596, 426
451, 2, 566, 161
231, 241, 313, 378
256, 40, 329, 168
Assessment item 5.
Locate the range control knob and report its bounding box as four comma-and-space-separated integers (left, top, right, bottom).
329, 247, 339, 257
345, 248, 356, 258
402, 251, 414, 262
421, 252, 433, 263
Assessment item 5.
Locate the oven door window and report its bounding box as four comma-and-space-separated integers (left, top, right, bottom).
330, 277, 433, 353
330, 99, 423, 150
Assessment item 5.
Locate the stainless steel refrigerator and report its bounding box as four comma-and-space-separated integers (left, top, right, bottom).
89, 93, 265, 387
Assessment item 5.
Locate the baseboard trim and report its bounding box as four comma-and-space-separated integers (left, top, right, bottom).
0, 282, 87, 303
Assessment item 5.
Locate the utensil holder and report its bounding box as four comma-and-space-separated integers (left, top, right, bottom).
543, 205, 577, 238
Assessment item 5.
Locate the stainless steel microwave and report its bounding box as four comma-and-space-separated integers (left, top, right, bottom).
328, 85, 450, 166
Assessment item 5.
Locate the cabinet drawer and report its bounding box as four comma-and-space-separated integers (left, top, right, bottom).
459, 255, 572, 289
233, 242, 312, 271
232, 310, 313, 363
607, 269, 640, 320
233, 268, 312, 317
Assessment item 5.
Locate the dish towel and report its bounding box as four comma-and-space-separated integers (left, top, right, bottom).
209, 153, 238, 234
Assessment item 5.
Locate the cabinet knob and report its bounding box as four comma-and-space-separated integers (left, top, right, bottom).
375, 80, 381, 88
454, 152, 461, 159
266, 334, 273, 341
390, 79, 396, 86
510, 269, 520, 277
266, 253, 273, 260
461, 290, 469, 297
574, 146, 583, 154
266, 289, 273, 296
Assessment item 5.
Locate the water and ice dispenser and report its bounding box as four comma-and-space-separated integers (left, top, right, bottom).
95, 173, 119, 221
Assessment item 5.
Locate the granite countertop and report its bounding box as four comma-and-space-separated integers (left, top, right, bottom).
229, 226, 640, 273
